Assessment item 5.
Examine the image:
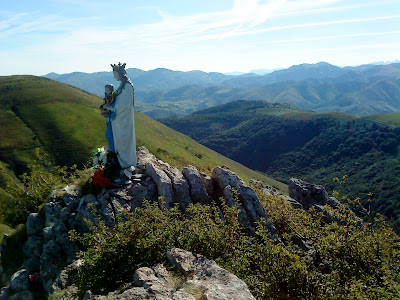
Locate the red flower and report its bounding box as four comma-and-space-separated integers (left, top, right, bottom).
92, 168, 111, 188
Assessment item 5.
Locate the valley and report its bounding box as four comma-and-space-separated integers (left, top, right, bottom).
161, 101, 400, 232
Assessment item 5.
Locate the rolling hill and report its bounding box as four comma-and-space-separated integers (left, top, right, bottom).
45, 62, 400, 118
161, 100, 400, 232
0, 75, 285, 190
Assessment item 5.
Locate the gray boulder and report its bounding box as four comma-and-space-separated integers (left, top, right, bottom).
26, 213, 43, 236
137, 146, 157, 171
167, 248, 255, 300
62, 185, 82, 210
145, 162, 175, 209
159, 161, 192, 211
92, 248, 255, 300
44, 202, 62, 227
200, 172, 214, 197
10, 269, 29, 293
182, 165, 209, 205
126, 182, 158, 205
212, 166, 277, 237
23, 235, 43, 257
282, 195, 303, 209
288, 178, 339, 209
40, 240, 64, 293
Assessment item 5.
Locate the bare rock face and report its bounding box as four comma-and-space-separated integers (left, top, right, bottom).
145, 162, 175, 209
159, 161, 192, 211
288, 178, 339, 209
137, 146, 157, 171
167, 248, 255, 300
9, 269, 29, 293
93, 248, 255, 300
200, 172, 214, 196
182, 165, 209, 205
26, 213, 43, 236
212, 166, 278, 237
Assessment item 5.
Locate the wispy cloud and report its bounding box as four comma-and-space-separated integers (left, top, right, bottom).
0, 0, 399, 74
0, 11, 100, 39
266, 31, 400, 45
237, 15, 400, 37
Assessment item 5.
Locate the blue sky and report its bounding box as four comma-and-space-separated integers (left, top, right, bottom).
0, 0, 399, 75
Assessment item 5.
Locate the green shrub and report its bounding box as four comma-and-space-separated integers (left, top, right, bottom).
0, 150, 79, 226
70, 193, 400, 299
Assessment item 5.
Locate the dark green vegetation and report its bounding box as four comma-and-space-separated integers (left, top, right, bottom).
0, 75, 284, 228
0, 223, 14, 243
70, 194, 400, 299
161, 101, 400, 232
47, 62, 400, 118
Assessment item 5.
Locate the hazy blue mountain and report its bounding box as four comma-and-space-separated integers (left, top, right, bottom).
221, 62, 347, 88
44, 68, 232, 97
44, 61, 400, 118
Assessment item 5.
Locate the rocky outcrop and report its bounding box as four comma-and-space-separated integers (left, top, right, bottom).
92, 248, 255, 300
249, 179, 303, 209
2, 147, 347, 299
212, 166, 278, 237
145, 162, 175, 209
183, 165, 209, 205
159, 161, 192, 211
288, 178, 339, 210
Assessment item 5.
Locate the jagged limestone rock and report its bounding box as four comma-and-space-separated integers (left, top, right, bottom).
62, 185, 82, 210
167, 248, 255, 300
288, 178, 339, 209
199, 171, 214, 197
145, 162, 175, 209
26, 213, 43, 236
212, 166, 278, 238
182, 165, 209, 205
137, 146, 157, 171
159, 161, 192, 211
9, 269, 29, 293
91, 248, 255, 300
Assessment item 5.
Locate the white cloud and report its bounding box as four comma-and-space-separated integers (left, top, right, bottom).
0, 0, 399, 75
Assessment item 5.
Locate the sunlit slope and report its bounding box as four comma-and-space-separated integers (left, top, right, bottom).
0, 75, 286, 191
362, 112, 400, 127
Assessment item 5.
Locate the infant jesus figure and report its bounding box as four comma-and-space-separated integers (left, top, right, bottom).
100, 84, 115, 117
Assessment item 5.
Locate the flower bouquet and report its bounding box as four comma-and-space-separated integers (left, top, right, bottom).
92, 168, 111, 189
93, 146, 109, 167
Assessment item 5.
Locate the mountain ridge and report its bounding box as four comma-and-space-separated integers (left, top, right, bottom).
44, 62, 400, 118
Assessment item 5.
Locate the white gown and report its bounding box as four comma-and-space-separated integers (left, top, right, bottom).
110, 80, 137, 168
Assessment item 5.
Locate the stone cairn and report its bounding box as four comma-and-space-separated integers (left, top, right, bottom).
0, 147, 340, 299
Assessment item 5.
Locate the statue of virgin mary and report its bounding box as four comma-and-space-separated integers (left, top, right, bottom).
104, 62, 137, 168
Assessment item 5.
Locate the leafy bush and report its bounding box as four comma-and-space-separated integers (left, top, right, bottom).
70, 193, 400, 299
0, 150, 79, 226
0, 224, 26, 287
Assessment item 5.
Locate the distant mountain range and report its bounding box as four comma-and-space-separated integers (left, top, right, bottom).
44, 61, 400, 118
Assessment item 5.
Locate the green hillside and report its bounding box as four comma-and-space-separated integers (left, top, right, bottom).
362, 112, 400, 127
161, 101, 400, 232
0, 75, 285, 188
